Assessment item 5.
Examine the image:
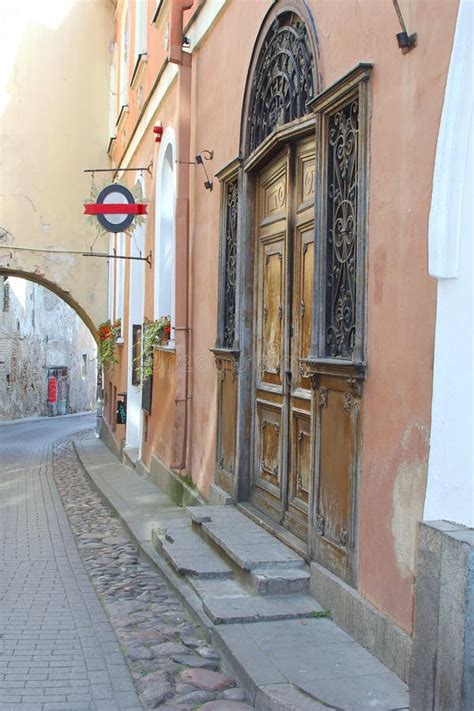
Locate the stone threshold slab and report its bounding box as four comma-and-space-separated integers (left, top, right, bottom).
202, 594, 322, 625
187, 505, 306, 571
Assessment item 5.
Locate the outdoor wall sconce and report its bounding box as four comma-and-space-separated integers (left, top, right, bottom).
195, 150, 214, 191
176, 150, 214, 190
393, 0, 417, 54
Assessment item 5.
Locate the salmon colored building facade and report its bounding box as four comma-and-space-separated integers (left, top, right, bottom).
100, 0, 473, 704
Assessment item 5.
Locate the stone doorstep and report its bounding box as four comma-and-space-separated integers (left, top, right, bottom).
151, 527, 234, 579
202, 594, 323, 625
78, 437, 410, 710
187, 505, 306, 571
251, 567, 311, 595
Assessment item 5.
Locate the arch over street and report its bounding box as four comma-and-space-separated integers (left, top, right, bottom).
0, 266, 98, 340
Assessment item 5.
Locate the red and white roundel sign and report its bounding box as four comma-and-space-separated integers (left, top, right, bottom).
84, 184, 147, 233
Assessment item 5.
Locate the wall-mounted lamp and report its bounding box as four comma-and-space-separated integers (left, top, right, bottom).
195, 150, 214, 191
175, 150, 214, 191
393, 0, 417, 54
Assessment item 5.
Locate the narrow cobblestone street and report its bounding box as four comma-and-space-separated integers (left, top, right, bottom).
0, 416, 251, 710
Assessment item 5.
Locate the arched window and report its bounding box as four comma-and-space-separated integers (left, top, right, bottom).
247, 11, 316, 154
154, 130, 176, 343
126, 177, 146, 450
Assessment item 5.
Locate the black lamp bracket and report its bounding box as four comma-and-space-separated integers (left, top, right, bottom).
393, 0, 417, 54
176, 150, 214, 191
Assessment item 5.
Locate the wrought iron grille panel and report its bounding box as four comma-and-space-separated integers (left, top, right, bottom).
223, 179, 238, 348
325, 98, 359, 359
248, 12, 314, 153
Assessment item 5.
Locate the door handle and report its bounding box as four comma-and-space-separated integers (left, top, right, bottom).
285, 370, 292, 385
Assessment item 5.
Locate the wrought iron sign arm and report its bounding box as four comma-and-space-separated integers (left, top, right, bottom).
82, 250, 153, 268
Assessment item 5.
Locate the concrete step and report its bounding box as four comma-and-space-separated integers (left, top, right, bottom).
187, 505, 305, 571
189, 577, 251, 599
214, 620, 410, 710
251, 567, 311, 595
202, 593, 323, 625
151, 524, 234, 579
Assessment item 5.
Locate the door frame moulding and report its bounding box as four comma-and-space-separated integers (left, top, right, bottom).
212, 157, 242, 502
304, 62, 372, 586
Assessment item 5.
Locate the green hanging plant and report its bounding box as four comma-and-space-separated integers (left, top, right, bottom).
141, 316, 172, 381
97, 318, 121, 371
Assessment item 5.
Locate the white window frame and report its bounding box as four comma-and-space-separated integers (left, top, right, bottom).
115, 233, 125, 329
107, 234, 115, 322
135, 0, 148, 58
119, 5, 129, 102
108, 43, 118, 136
154, 128, 176, 346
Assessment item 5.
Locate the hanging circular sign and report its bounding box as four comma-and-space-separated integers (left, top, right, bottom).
84, 183, 147, 233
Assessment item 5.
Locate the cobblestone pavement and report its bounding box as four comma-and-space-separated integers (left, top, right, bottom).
0, 416, 142, 711
52, 434, 252, 711
0, 416, 252, 710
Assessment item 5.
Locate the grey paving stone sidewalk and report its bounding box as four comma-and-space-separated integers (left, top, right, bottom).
52, 436, 251, 710
0, 416, 142, 711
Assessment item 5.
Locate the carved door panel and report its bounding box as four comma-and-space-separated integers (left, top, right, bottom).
252, 152, 288, 520
251, 140, 315, 541
311, 375, 361, 585
285, 140, 315, 539
215, 356, 238, 495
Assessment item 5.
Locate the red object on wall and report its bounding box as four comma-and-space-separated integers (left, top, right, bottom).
84, 203, 148, 215
153, 125, 163, 143
48, 377, 57, 404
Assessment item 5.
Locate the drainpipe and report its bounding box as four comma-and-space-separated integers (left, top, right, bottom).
170, 0, 193, 471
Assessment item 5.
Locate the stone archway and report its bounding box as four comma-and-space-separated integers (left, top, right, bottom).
0, 268, 99, 420
0, 266, 98, 340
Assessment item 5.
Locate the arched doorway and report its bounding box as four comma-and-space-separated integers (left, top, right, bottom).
154, 130, 176, 336
210, 0, 320, 554
233, 3, 320, 544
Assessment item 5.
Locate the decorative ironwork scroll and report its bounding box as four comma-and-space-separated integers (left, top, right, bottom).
223, 179, 238, 348
248, 12, 315, 153
325, 98, 359, 359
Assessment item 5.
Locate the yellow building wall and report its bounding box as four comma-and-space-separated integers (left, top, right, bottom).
0, 0, 115, 331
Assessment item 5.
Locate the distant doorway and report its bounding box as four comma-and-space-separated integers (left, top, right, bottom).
48, 367, 68, 416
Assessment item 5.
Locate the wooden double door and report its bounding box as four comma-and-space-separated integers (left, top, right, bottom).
251, 138, 315, 541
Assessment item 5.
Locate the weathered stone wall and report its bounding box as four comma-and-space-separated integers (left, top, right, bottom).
0, 277, 96, 420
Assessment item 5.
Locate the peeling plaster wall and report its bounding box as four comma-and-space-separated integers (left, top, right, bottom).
0, 277, 96, 420
0, 1, 114, 328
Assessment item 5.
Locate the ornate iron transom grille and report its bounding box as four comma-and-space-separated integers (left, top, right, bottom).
325, 98, 359, 359
248, 12, 314, 153
223, 179, 238, 348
